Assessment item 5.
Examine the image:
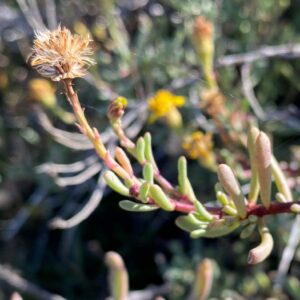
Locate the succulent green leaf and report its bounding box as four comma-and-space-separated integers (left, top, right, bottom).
247, 126, 260, 203
223, 205, 238, 216
139, 182, 150, 203
248, 218, 273, 264
143, 163, 154, 183
104, 171, 130, 196
190, 229, 207, 238
217, 164, 247, 218
178, 156, 188, 195
175, 214, 209, 232
119, 200, 159, 212
255, 132, 272, 209
136, 137, 145, 163
194, 201, 214, 221
216, 191, 229, 206
149, 184, 175, 211
271, 156, 293, 202
144, 132, 158, 169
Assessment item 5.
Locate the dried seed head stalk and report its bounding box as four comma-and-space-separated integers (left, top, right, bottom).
29, 26, 95, 81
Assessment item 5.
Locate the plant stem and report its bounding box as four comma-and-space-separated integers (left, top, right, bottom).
172, 200, 300, 218
62, 79, 134, 185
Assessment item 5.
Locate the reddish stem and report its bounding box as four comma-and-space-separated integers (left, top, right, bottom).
172, 200, 299, 219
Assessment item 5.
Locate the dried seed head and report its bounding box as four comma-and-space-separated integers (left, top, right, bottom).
29, 26, 95, 81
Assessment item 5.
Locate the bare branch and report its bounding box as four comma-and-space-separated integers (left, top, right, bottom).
16, 0, 46, 31
217, 43, 300, 66
36, 109, 94, 150
2, 187, 48, 241
36, 156, 98, 175
49, 171, 106, 229
54, 162, 102, 187
273, 215, 300, 290
44, 0, 57, 30
0, 264, 66, 300
241, 63, 266, 120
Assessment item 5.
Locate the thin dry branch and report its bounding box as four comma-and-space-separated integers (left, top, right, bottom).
217, 43, 300, 66
241, 63, 266, 120
2, 187, 48, 241
54, 162, 102, 187
49, 171, 106, 229
36, 156, 98, 175
36, 109, 94, 150
0, 264, 66, 300
273, 215, 300, 290
44, 0, 57, 30
16, 0, 46, 31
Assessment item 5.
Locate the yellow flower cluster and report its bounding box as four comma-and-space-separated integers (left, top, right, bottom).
148, 90, 185, 127
182, 131, 216, 170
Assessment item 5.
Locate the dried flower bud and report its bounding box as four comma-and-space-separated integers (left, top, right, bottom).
193, 16, 213, 41
29, 26, 95, 81
192, 16, 216, 89
107, 96, 128, 121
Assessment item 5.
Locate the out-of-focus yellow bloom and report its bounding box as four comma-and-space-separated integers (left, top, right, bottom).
0, 72, 8, 89
183, 131, 216, 170
29, 78, 56, 107
148, 90, 185, 128
74, 21, 89, 36
29, 78, 75, 124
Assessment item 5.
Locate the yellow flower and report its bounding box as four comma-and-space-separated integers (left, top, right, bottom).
29, 78, 56, 107
28, 78, 75, 124
182, 131, 216, 170
29, 26, 95, 81
148, 90, 185, 128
